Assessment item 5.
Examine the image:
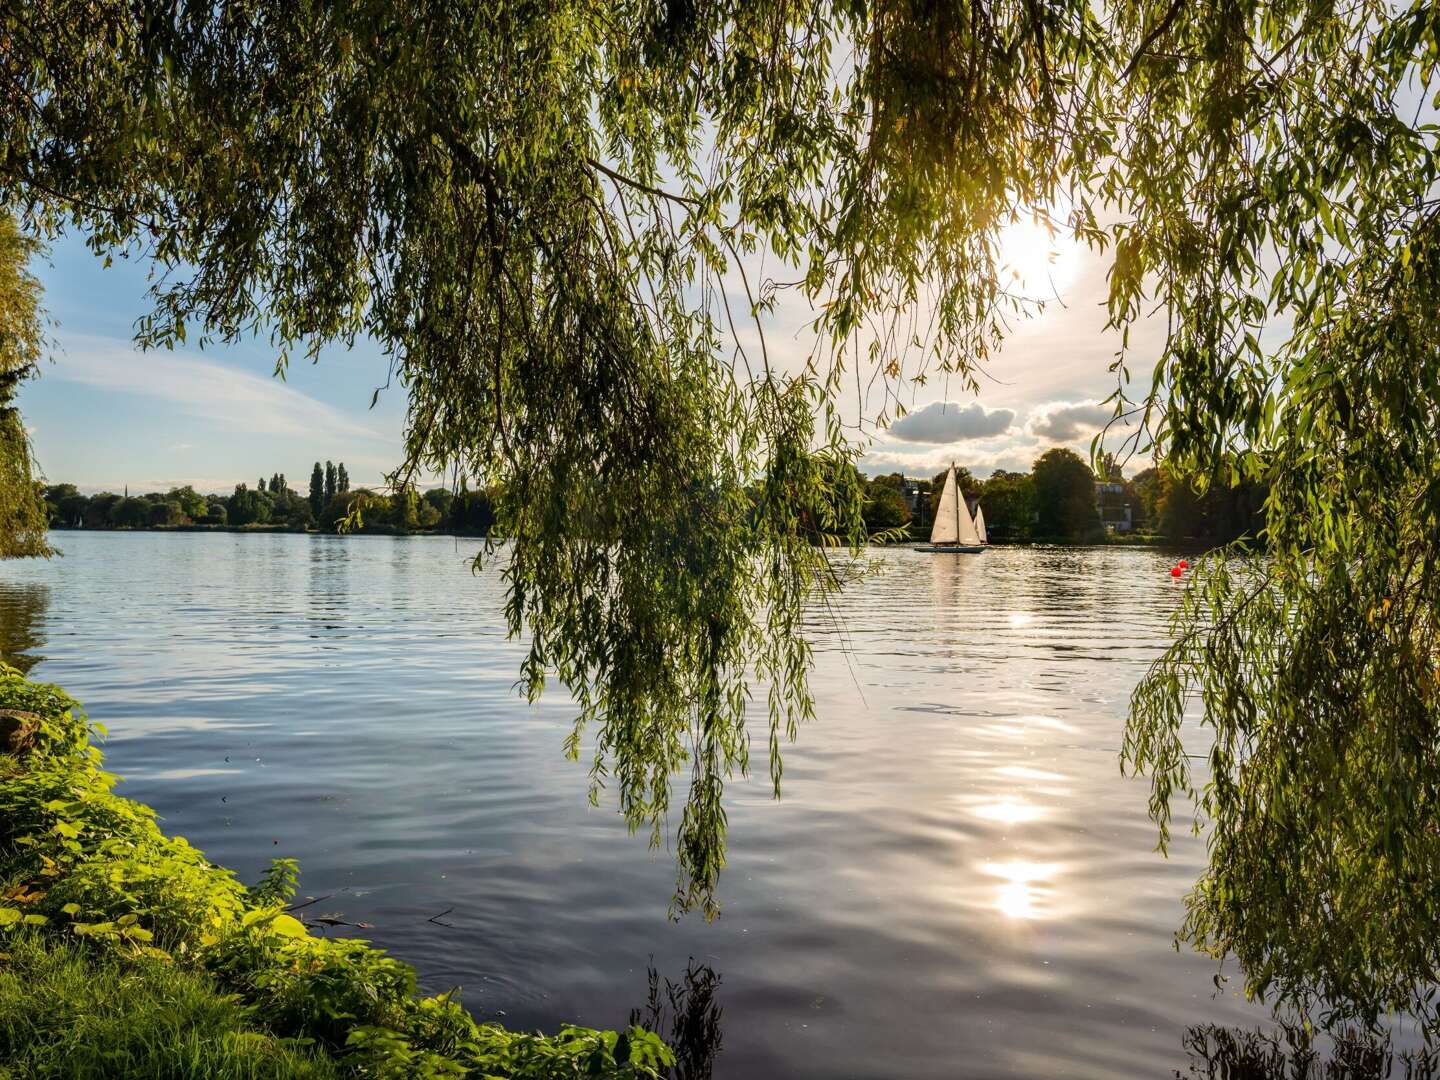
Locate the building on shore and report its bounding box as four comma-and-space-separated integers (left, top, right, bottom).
1095, 478, 1134, 533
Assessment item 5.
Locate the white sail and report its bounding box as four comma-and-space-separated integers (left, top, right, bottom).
973, 504, 987, 544
930, 467, 959, 544
929, 466, 983, 546
956, 489, 982, 545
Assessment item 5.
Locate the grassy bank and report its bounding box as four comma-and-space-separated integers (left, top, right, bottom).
0, 667, 670, 1079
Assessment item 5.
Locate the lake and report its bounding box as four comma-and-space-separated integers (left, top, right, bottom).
0, 532, 1280, 1077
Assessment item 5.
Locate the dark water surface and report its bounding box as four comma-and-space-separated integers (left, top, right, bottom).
1, 533, 1280, 1077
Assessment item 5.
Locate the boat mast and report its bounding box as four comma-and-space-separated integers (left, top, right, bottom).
952, 463, 959, 546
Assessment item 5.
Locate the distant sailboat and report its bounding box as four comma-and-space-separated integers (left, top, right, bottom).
917, 465, 986, 553
973, 504, 987, 544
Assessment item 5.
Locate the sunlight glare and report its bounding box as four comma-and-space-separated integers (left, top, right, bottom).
993, 765, 1065, 783
997, 214, 1080, 299
983, 861, 1061, 920
972, 798, 1045, 825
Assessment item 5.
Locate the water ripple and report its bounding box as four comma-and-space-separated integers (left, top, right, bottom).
0, 535, 1278, 1077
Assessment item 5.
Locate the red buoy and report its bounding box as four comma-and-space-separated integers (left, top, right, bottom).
1170, 565, 1182, 577
1178, 559, 1190, 569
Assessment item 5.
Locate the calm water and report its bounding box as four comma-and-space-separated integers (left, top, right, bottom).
0, 533, 1281, 1076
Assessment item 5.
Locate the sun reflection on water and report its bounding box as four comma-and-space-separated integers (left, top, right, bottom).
971, 798, 1046, 825
983, 861, 1062, 920
992, 765, 1065, 782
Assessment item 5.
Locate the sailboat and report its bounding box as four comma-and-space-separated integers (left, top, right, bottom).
917, 464, 986, 553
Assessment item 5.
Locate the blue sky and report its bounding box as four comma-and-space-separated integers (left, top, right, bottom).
24, 220, 1151, 495
26, 233, 407, 495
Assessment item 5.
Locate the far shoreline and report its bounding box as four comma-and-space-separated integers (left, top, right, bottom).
39, 526, 1214, 551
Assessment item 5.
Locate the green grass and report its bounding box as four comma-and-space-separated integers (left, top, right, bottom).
0, 931, 340, 1079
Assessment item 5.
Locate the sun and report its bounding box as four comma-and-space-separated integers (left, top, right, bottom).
996, 213, 1080, 299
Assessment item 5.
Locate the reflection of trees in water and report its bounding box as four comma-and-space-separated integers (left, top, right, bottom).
629, 959, 722, 1080
0, 583, 47, 673
1180, 1024, 1438, 1079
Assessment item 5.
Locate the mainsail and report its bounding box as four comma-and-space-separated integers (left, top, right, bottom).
973, 504, 987, 544
929, 466, 982, 546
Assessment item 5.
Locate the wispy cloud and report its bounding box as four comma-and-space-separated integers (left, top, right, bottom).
51, 334, 389, 443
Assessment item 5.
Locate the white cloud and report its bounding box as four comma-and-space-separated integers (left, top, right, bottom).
51, 334, 388, 443
887, 400, 1015, 443
1025, 400, 1113, 442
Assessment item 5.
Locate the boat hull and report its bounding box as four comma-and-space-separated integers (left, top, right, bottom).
915, 544, 986, 554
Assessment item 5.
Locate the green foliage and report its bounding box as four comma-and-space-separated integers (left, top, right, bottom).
308, 463, 325, 518
1125, 546, 1440, 1031
0, 216, 43, 393
168, 485, 209, 520
0, 666, 668, 1078
285, 500, 315, 530
423, 488, 454, 523
248, 858, 300, 908
0, 214, 50, 560
319, 490, 368, 532
0, 409, 50, 558
0, 931, 341, 1080
860, 475, 911, 537
1150, 464, 1266, 545
446, 487, 495, 535
107, 497, 149, 528
11, 0, 1440, 1006
1031, 449, 1101, 541
39, 475, 501, 535
1095, 0, 1440, 1027
979, 471, 1036, 542
229, 484, 273, 527
0, 0, 1009, 912
395, 488, 421, 532
43, 482, 85, 528
146, 499, 188, 527
1130, 468, 1161, 532
82, 493, 118, 528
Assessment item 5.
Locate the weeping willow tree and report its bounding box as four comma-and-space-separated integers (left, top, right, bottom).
4, 0, 1440, 1022
1112, 3, 1440, 1033
0, 214, 51, 560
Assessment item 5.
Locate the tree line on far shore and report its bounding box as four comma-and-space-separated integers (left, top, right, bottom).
40, 446, 1265, 546
40, 460, 498, 536
860, 447, 1267, 545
